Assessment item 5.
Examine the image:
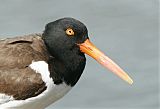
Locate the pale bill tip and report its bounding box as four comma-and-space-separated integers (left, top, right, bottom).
126, 77, 133, 85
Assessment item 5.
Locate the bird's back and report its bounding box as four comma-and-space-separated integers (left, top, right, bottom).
0, 33, 49, 67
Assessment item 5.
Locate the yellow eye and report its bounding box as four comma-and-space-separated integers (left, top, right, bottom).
66, 28, 74, 36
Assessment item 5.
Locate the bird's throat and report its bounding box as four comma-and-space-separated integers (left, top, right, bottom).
48, 51, 86, 86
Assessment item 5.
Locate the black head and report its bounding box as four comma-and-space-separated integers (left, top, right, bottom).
42, 17, 133, 86
42, 18, 88, 86
42, 17, 88, 59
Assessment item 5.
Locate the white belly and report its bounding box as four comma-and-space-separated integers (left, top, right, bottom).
0, 83, 71, 109
0, 61, 72, 109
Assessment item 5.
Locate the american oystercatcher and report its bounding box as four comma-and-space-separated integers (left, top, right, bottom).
0, 18, 133, 109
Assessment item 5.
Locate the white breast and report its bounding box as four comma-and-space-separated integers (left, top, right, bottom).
0, 61, 72, 109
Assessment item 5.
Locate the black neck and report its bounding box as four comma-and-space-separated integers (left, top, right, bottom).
48, 49, 86, 86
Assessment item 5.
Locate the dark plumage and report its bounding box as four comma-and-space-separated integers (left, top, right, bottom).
0, 18, 89, 102
0, 17, 133, 109
0, 34, 48, 100
42, 18, 88, 86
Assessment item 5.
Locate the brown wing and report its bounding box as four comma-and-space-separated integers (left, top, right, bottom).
0, 33, 50, 100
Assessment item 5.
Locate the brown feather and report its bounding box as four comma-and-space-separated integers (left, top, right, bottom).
0, 33, 50, 100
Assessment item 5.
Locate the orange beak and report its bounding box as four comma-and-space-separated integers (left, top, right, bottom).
78, 39, 133, 85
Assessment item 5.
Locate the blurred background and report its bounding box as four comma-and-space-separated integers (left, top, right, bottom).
0, 0, 158, 109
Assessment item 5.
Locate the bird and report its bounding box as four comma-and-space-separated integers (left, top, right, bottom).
0, 17, 133, 109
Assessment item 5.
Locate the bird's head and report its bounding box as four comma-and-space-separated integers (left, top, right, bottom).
42, 17, 133, 85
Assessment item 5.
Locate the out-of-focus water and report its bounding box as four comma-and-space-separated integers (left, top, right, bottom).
0, 0, 158, 109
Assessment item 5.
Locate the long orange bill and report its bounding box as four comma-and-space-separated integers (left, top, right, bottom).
78, 39, 133, 85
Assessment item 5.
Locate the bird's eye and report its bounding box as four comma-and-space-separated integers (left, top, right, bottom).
66, 28, 74, 36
